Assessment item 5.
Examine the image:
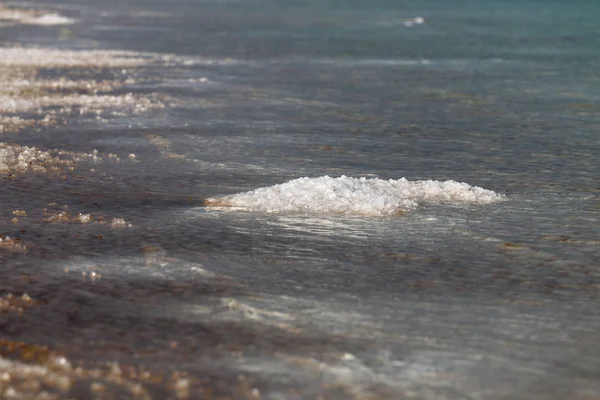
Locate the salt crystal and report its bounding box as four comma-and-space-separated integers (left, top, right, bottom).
110, 218, 130, 228
77, 214, 92, 223
206, 176, 504, 216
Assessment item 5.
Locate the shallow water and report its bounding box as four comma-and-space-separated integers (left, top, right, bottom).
1, 0, 599, 398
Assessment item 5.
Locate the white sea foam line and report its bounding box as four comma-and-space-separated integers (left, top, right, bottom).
29, 13, 75, 25
205, 176, 504, 216
0, 8, 75, 26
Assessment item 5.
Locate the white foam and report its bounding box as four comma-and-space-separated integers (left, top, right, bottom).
30, 13, 76, 25
0, 7, 75, 26
206, 176, 503, 216
404, 16, 426, 27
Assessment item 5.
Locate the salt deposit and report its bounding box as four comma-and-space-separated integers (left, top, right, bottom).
0, 293, 35, 314
0, 116, 56, 133
0, 349, 157, 399
205, 176, 504, 216
41, 207, 132, 228
0, 40, 189, 131
111, 217, 132, 228
0, 143, 128, 175
0, 48, 154, 68
0, 235, 26, 251
0, 92, 164, 114
0, 143, 73, 174
0, 347, 204, 399
5, 78, 120, 95
0, 47, 171, 128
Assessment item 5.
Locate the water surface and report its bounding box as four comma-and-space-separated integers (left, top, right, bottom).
1, 0, 599, 398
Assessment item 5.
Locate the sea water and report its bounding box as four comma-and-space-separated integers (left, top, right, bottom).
0, 0, 599, 398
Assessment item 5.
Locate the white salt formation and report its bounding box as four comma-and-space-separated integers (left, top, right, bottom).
0, 116, 55, 133
0, 235, 27, 251
0, 47, 171, 129
6, 78, 120, 94
0, 351, 169, 398
110, 217, 132, 228
0, 143, 116, 175
0, 143, 69, 174
0, 92, 162, 114
0, 48, 153, 68
205, 176, 504, 216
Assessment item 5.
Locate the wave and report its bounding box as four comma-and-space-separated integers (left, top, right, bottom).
0, 7, 75, 26
205, 176, 503, 216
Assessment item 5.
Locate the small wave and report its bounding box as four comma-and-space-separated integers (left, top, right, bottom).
29, 13, 75, 26
205, 176, 504, 216
0, 7, 75, 26
286, 58, 433, 67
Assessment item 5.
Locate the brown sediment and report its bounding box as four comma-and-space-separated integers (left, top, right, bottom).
503, 242, 528, 249
0, 339, 54, 364
203, 197, 231, 207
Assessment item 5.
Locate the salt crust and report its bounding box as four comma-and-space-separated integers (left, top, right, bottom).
110, 217, 132, 228
0, 47, 173, 131
5, 78, 119, 94
0, 143, 71, 174
0, 48, 153, 68
206, 176, 504, 216
0, 48, 164, 115
0, 345, 191, 399
0, 235, 26, 251
0, 143, 127, 175
0, 92, 162, 114
43, 209, 132, 228
0, 293, 35, 314
0, 115, 55, 133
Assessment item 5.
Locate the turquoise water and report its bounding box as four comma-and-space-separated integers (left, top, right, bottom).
1, 0, 599, 398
